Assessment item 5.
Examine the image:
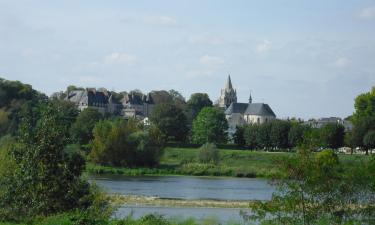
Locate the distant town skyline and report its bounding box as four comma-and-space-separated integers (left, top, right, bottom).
1, 0, 374, 119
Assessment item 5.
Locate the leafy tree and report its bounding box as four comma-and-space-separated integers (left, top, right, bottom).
192, 107, 228, 144
198, 143, 220, 165
233, 126, 246, 147
320, 123, 345, 149
0, 109, 10, 136
364, 130, 375, 154
351, 116, 375, 151
70, 108, 103, 145
186, 93, 213, 120
269, 120, 291, 149
256, 122, 272, 149
150, 103, 189, 142
0, 103, 91, 220
89, 119, 165, 167
288, 123, 310, 148
352, 87, 375, 124
244, 124, 259, 149
248, 149, 373, 224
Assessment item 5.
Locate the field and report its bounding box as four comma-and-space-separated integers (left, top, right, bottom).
87, 147, 367, 178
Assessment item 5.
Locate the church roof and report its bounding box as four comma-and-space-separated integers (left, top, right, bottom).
225, 102, 276, 117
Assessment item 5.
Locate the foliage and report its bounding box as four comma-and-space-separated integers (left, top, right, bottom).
186, 93, 213, 120
269, 120, 291, 149
364, 130, 375, 152
233, 126, 245, 147
192, 107, 228, 144
352, 87, 375, 124
247, 149, 375, 225
0, 103, 93, 221
198, 143, 220, 165
150, 103, 189, 142
89, 119, 165, 167
70, 107, 103, 145
288, 123, 309, 148
319, 123, 345, 149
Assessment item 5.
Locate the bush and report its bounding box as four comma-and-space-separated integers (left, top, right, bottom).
198, 143, 220, 165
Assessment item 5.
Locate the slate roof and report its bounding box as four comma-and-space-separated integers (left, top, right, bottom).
225, 102, 276, 117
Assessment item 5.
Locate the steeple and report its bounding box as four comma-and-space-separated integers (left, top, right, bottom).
225, 74, 233, 90
249, 92, 252, 103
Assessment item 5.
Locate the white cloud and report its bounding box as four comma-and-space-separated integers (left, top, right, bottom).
188, 35, 223, 45
199, 55, 224, 68
186, 69, 215, 78
256, 40, 272, 54
143, 16, 177, 26
104, 52, 137, 65
78, 75, 104, 85
359, 6, 375, 20
333, 57, 350, 68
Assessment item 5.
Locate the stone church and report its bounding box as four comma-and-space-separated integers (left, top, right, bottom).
218, 75, 276, 135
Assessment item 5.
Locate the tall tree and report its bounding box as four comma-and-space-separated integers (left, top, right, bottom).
192, 107, 228, 144
270, 120, 291, 149
187, 93, 213, 120
150, 103, 189, 142
70, 107, 103, 145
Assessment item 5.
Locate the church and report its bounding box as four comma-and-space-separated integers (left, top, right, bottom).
218, 75, 276, 135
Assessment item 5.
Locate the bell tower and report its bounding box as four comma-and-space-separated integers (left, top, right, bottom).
218, 75, 237, 108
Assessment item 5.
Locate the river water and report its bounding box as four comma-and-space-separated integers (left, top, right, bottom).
93, 175, 275, 224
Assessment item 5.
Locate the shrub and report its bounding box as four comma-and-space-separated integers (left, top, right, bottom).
198, 143, 220, 165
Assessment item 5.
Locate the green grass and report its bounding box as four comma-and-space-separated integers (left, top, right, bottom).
86, 147, 367, 179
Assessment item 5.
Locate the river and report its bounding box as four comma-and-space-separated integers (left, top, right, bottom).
93, 175, 275, 224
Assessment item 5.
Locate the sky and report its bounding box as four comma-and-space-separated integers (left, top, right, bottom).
0, 0, 374, 119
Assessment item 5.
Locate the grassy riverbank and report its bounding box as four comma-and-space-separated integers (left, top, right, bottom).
86, 147, 366, 178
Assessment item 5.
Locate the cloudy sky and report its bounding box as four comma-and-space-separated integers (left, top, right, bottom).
1, 0, 374, 119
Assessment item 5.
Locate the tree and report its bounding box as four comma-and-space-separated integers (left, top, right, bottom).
192, 107, 228, 144
70, 108, 103, 145
244, 124, 259, 149
288, 123, 310, 148
186, 93, 213, 120
150, 103, 189, 142
256, 122, 272, 150
248, 149, 373, 224
0, 103, 91, 220
364, 130, 375, 155
269, 120, 291, 149
233, 126, 246, 147
352, 87, 375, 124
89, 119, 165, 167
320, 123, 345, 149
351, 116, 375, 151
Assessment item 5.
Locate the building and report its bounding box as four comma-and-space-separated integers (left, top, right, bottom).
218, 75, 237, 109
304, 117, 353, 131
121, 91, 154, 119
65, 88, 121, 115
218, 76, 276, 135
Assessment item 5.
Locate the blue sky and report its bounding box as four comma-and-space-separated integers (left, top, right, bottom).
1, 0, 374, 119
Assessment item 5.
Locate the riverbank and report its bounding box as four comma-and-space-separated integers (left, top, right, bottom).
86, 147, 366, 178
110, 194, 251, 208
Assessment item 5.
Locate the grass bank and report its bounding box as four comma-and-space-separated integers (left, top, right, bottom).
86, 147, 366, 179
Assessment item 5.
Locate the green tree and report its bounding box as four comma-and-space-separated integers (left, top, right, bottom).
256, 122, 272, 150
186, 93, 213, 120
150, 103, 189, 142
364, 130, 375, 154
269, 120, 291, 149
70, 108, 103, 145
352, 87, 375, 123
248, 149, 372, 224
244, 124, 259, 149
320, 123, 345, 149
192, 107, 228, 144
89, 119, 165, 167
288, 123, 310, 148
233, 126, 246, 147
0, 104, 91, 220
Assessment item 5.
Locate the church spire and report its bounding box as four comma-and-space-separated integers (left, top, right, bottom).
249, 92, 252, 103
225, 74, 233, 90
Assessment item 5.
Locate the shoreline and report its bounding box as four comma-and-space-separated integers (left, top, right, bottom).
109, 194, 256, 209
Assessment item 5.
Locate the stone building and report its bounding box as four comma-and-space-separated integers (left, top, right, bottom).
218, 76, 276, 135
121, 91, 154, 119
218, 75, 237, 109
65, 88, 121, 115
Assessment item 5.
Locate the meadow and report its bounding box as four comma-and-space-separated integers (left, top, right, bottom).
87, 147, 366, 178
